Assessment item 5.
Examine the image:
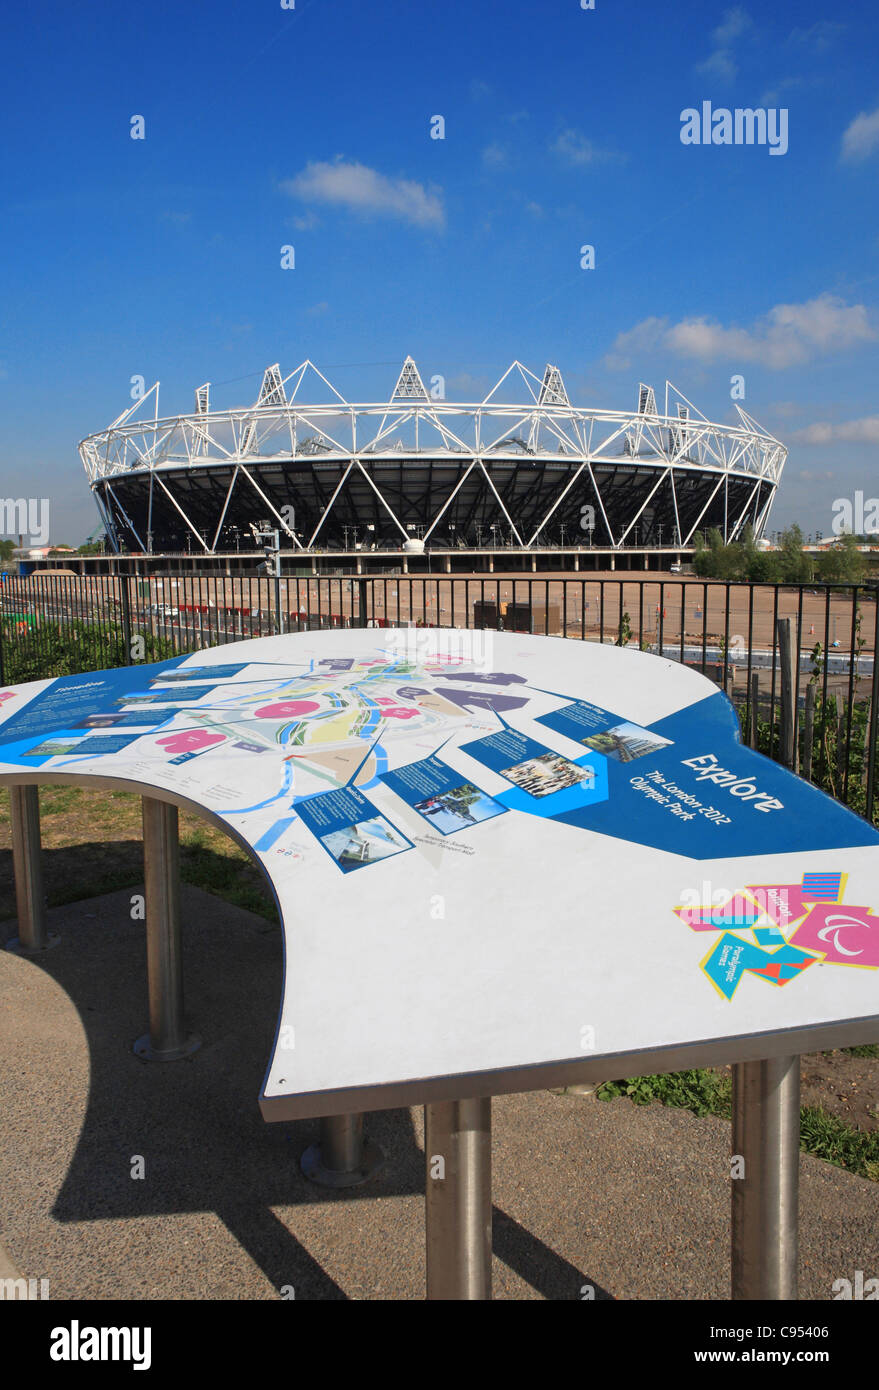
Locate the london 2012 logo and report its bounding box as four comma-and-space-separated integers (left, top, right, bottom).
673, 872, 879, 999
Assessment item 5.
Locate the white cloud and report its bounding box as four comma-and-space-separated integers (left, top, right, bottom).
841, 106, 879, 163
605, 295, 875, 370
482, 142, 508, 168
551, 128, 620, 166
714, 5, 752, 44
696, 49, 738, 83
787, 22, 844, 51
759, 75, 808, 106
695, 6, 752, 84
306, 301, 330, 317
289, 210, 320, 231
791, 417, 879, 445
281, 159, 444, 229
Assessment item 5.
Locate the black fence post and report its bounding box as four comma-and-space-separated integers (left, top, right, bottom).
357, 577, 369, 629
776, 617, 795, 771
119, 574, 133, 666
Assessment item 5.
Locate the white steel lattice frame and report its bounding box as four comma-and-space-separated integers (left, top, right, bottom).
78, 359, 787, 553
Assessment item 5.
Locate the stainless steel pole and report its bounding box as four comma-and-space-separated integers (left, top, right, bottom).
731, 1056, 800, 1299
134, 797, 200, 1061
425, 1097, 492, 1300
5, 785, 58, 953
301, 1113, 384, 1188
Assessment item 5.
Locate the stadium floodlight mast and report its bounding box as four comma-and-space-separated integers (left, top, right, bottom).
78, 358, 787, 557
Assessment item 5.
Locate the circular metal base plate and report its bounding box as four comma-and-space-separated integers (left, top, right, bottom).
5, 933, 61, 955
300, 1139, 386, 1188
133, 1033, 202, 1062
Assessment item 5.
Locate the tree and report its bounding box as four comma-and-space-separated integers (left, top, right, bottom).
816, 533, 866, 584
777, 524, 812, 584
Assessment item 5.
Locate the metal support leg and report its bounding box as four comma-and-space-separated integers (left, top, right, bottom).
5, 785, 59, 954
731, 1056, 800, 1299
301, 1113, 385, 1188
133, 798, 201, 1061
425, 1097, 492, 1300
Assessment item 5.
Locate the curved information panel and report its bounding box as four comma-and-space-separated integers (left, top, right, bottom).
1, 627, 877, 1119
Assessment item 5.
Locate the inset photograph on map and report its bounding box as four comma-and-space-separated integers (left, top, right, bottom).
500, 752, 594, 797
582, 721, 672, 763
319, 815, 411, 871
414, 781, 506, 834
23, 737, 85, 757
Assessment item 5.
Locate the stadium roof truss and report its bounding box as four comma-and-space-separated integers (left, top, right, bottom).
79, 358, 787, 554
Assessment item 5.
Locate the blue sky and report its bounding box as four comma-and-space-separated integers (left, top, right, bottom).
2, 0, 878, 543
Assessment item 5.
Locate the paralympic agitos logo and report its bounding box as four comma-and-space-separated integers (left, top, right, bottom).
674, 871, 879, 999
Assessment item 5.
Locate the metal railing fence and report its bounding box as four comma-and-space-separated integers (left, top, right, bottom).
2, 571, 877, 824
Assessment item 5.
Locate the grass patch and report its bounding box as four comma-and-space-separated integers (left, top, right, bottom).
598, 1068, 879, 1182
598, 1068, 731, 1118
0, 784, 277, 926
800, 1107, 879, 1182
180, 837, 277, 923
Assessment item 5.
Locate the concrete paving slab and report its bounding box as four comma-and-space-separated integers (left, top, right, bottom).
1, 886, 876, 1300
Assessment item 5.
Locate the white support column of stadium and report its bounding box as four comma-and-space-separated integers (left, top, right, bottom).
91, 488, 121, 553
617, 467, 673, 548
580, 415, 642, 548
476, 460, 526, 548
105, 482, 149, 553
524, 399, 599, 545
724, 472, 730, 542
422, 460, 480, 542
732, 488, 764, 543
668, 467, 683, 547
307, 459, 357, 549
211, 465, 242, 552
730, 478, 765, 544
681, 474, 727, 548
753, 487, 776, 541
237, 464, 304, 549
147, 471, 155, 552
151, 475, 211, 552
354, 460, 411, 542
525, 460, 590, 548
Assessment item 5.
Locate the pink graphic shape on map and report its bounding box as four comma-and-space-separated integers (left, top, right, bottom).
789, 904, 879, 966
254, 700, 320, 719
156, 730, 227, 754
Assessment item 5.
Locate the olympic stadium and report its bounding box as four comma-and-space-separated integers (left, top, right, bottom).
78, 358, 786, 571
